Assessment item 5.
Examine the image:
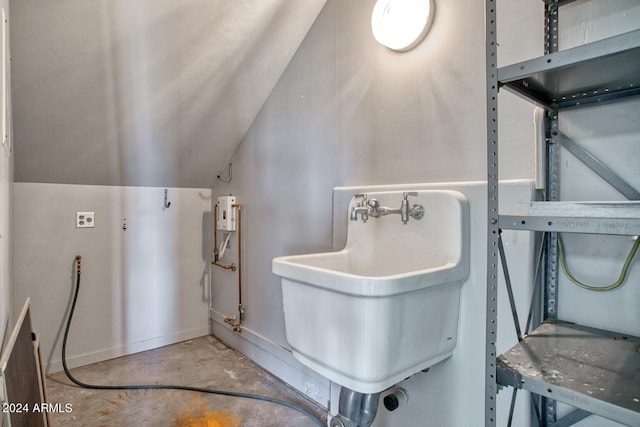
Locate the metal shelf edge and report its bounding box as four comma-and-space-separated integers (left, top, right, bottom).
498, 29, 640, 108
497, 322, 640, 426
498, 29, 640, 82
500, 202, 640, 234
499, 214, 640, 235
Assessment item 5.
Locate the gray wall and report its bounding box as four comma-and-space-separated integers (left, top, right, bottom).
13, 183, 212, 373
9, 0, 326, 188
211, 0, 534, 362
209, 0, 539, 419
211, 0, 639, 426
5, 0, 639, 425
0, 0, 11, 352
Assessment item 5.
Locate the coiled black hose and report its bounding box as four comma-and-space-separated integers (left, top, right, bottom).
62, 256, 324, 426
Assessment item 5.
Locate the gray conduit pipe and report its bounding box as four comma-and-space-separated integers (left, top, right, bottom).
330, 387, 381, 427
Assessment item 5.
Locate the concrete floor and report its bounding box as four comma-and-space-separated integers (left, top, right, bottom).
46, 335, 327, 427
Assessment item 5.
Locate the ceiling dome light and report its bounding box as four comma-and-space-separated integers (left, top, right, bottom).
371, 0, 435, 51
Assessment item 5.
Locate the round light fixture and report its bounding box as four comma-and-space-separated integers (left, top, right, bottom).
371, 0, 435, 52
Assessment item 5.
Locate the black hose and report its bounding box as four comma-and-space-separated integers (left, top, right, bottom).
62, 256, 324, 427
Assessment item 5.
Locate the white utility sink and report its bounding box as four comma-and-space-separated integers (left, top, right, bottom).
272, 189, 470, 394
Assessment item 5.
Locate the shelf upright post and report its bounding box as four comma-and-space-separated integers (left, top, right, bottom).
485, 0, 499, 426
542, 1, 560, 424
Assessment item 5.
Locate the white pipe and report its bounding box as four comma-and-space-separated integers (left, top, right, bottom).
534, 107, 546, 190
218, 233, 232, 259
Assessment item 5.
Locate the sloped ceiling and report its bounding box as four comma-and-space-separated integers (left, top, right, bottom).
10, 0, 327, 188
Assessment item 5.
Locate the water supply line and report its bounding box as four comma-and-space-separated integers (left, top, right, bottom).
558, 234, 639, 291
62, 256, 324, 427
218, 233, 232, 259
212, 202, 244, 332
213, 203, 236, 272
383, 387, 409, 412
216, 162, 232, 182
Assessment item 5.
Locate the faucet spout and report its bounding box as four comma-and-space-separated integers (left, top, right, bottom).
350, 193, 370, 222
350, 206, 370, 222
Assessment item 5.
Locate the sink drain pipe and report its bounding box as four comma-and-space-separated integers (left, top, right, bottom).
330, 387, 381, 427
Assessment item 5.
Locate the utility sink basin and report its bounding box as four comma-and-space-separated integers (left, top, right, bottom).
272, 189, 470, 394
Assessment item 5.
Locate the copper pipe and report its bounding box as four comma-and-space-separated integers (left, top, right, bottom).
233, 204, 242, 309
228, 204, 243, 331
212, 201, 244, 332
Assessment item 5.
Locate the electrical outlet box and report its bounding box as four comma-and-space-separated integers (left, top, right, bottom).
76, 212, 95, 228
217, 196, 236, 231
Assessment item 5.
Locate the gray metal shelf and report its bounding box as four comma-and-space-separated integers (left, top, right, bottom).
489, 2, 640, 425
499, 201, 640, 235
497, 321, 640, 426
498, 29, 640, 109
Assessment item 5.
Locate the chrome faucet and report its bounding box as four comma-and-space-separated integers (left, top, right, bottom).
350, 193, 371, 222
400, 192, 425, 224
350, 192, 425, 224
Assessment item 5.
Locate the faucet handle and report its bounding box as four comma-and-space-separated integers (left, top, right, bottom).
354, 193, 368, 205
402, 192, 418, 199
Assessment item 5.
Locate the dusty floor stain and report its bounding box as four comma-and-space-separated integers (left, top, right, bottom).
46, 336, 324, 426
172, 392, 242, 427
223, 369, 238, 380
101, 398, 121, 407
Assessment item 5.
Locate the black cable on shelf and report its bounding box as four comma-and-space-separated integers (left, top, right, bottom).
62, 256, 324, 427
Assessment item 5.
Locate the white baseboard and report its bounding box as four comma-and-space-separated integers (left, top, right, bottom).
209, 308, 330, 408
46, 325, 210, 374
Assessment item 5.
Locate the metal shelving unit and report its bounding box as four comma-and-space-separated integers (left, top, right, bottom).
497, 322, 640, 426
486, 1, 640, 426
